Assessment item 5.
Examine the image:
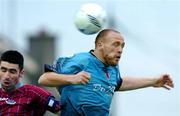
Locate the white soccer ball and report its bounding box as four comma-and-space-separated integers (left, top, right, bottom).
74, 3, 107, 35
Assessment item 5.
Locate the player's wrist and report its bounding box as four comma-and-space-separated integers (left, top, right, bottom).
151, 77, 159, 87
66, 75, 75, 84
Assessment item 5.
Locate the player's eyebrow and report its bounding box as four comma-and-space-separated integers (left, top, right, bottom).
0, 66, 18, 73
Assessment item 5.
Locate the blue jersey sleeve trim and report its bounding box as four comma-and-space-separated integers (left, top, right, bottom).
44, 64, 55, 72
115, 77, 123, 91
115, 67, 123, 91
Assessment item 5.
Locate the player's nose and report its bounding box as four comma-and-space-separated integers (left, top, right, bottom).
3, 72, 11, 79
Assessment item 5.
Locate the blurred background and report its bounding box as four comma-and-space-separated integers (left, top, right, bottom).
0, 0, 179, 116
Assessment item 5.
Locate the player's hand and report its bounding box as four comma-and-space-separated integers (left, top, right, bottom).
70, 71, 91, 85
153, 74, 174, 90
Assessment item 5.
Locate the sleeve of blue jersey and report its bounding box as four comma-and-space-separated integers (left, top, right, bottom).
44, 64, 55, 72
115, 67, 123, 91
44, 57, 68, 73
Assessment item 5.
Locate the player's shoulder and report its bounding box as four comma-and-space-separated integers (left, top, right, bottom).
23, 84, 43, 90
73, 52, 92, 60
71, 52, 93, 65
58, 52, 91, 62
55, 52, 92, 67
22, 84, 51, 95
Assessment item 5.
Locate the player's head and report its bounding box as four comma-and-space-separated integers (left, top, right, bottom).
94, 29, 125, 66
0, 50, 24, 93
0, 50, 24, 70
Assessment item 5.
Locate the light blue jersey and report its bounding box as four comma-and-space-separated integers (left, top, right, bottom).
46, 51, 122, 116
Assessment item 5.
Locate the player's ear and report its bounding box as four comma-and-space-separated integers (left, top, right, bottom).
19, 69, 25, 78
97, 40, 103, 47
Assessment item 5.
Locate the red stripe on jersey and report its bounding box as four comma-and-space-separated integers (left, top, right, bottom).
105, 71, 110, 79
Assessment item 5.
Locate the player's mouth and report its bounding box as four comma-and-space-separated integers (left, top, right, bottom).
3, 81, 11, 87
116, 55, 121, 60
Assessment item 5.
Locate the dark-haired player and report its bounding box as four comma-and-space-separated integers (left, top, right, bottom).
0, 50, 61, 115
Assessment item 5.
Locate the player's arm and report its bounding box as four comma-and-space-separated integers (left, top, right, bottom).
119, 74, 174, 91
38, 71, 91, 87
46, 96, 61, 113
26, 85, 61, 113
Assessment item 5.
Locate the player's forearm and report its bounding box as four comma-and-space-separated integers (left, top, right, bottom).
119, 76, 157, 91
38, 72, 74, 87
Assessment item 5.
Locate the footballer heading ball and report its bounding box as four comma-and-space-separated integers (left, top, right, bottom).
74, 3, 107, 35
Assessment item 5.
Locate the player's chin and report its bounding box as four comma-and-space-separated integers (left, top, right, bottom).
110, 60, 119, 66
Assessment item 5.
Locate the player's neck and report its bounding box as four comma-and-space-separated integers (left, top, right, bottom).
92, 50, 108, 66
2, 86, 15, 94
1, 83, 23, 93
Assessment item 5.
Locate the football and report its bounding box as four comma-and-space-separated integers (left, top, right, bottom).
74, 3, 107, 35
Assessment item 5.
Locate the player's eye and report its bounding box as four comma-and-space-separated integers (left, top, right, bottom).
121, 42, 125, 48
0, 67, 7, 72
9, 69, 17, 74
112, 42, 120, 47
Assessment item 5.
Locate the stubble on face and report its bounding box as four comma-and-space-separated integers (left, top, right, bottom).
102, 35, 124, 66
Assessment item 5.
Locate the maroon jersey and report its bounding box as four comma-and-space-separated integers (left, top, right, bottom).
0, 84, 60, 116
